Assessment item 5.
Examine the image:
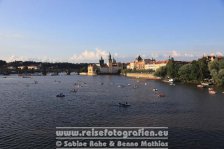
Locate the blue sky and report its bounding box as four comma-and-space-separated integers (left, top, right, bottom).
0, 0, 224, 62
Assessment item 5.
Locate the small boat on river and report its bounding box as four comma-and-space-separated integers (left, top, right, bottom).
170, 82, 176, 86
56, 93, 65, 97
209, 90, 217, 95
208, 87, 216, 95
197, 84, 205, 88
156, 92, 166, 97
119, 102, 131, 107
153, 88, 158, 91
208, 88, 214, 91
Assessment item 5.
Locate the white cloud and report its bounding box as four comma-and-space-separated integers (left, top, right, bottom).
1, 48, 120, 63
0, 33, 24, 40
156, 50, 180, 59
4, 55, 27, 62
147, 50, 203, 61
1, 49, 223, 63
114, 53, 118, 57
163, 50, 181, 58
183, 53, 194, 57
69, 48, 109, 63
150, 52, 160, 58
1, 55, 63, 63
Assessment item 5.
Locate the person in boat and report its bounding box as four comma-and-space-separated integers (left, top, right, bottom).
119, 102, 130, 107
157, 92, 165, 97
56, 93, 65, 97
73, 89, 78, 93
153, 88, 158, 91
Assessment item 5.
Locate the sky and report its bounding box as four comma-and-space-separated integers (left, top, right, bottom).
0, 0, 224, 63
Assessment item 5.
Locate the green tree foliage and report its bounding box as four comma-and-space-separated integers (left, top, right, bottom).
0, 60, 7, 74
166, 59, 176, 78
154, 66, 167, 78
208, 59, 219, 71
176, 58, 212, 83
218, 69, 224, 86
198, 57, 210, 80
41, 64, 47, 76
154, 58, 182, 78
80, 67, 87, 72
218, 59, 224, 69
190, 61, 200, 81
155, 57, 215, 84
178, 64, 192, 81
208, 59, 224, 86
0, 60, 7, 67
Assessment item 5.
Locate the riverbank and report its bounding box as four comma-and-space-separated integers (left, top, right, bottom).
123, 73, 161, 80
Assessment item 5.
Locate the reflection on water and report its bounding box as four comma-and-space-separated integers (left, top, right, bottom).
0, 75, 224, 148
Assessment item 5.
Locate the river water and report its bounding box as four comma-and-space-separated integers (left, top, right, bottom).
0, 75, 224, 149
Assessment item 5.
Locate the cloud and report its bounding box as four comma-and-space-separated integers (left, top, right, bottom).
171, 50, 181, 57
183, 53, 194, 57
162, 50, 181, 58
2, 55, 63, 63
146, 50, 203, 61
1, 49, 223, 63
0, 32, 24, 40
69, 48, 109, 63
4, 55, 27, 62
1, 48, 123, 63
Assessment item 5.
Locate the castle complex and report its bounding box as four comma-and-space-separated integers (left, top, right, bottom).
87, 53, 122, 75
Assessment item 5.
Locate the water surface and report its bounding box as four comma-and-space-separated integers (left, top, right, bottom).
0, 75, 224, 148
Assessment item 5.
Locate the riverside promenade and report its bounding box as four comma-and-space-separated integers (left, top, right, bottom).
124, 73, 161, 80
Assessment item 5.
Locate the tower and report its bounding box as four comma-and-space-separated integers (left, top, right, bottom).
108, 52, 112, 63
112, 57, 116, 64
99, 56, 104, 66
108, 52, 113, 73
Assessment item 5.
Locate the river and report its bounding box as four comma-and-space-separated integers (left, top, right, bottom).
0, 75, 224, 148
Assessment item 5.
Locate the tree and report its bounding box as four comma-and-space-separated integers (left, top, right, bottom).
23, 66, 28, 71
178, 64, 192, 81
198, 57, 210, 80
217, 69, 224, 86
0, 60, 6, 67
154, 66, 167, 78
166, 60, 175, 78
166, 58, 181, 78
208, 59, 224, 86
219, 59, 224, 69
41, 64, 47, 76
0, 60, 7, 74
208, 59, 219, 72
190, 61, 200, 80
80, 67, 87, 72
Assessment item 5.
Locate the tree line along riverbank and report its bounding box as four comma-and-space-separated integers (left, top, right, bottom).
122, 57, 224, 87
0, 60, 88, 75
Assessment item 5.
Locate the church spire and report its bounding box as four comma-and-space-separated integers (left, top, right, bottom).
108, 52, 112, 61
